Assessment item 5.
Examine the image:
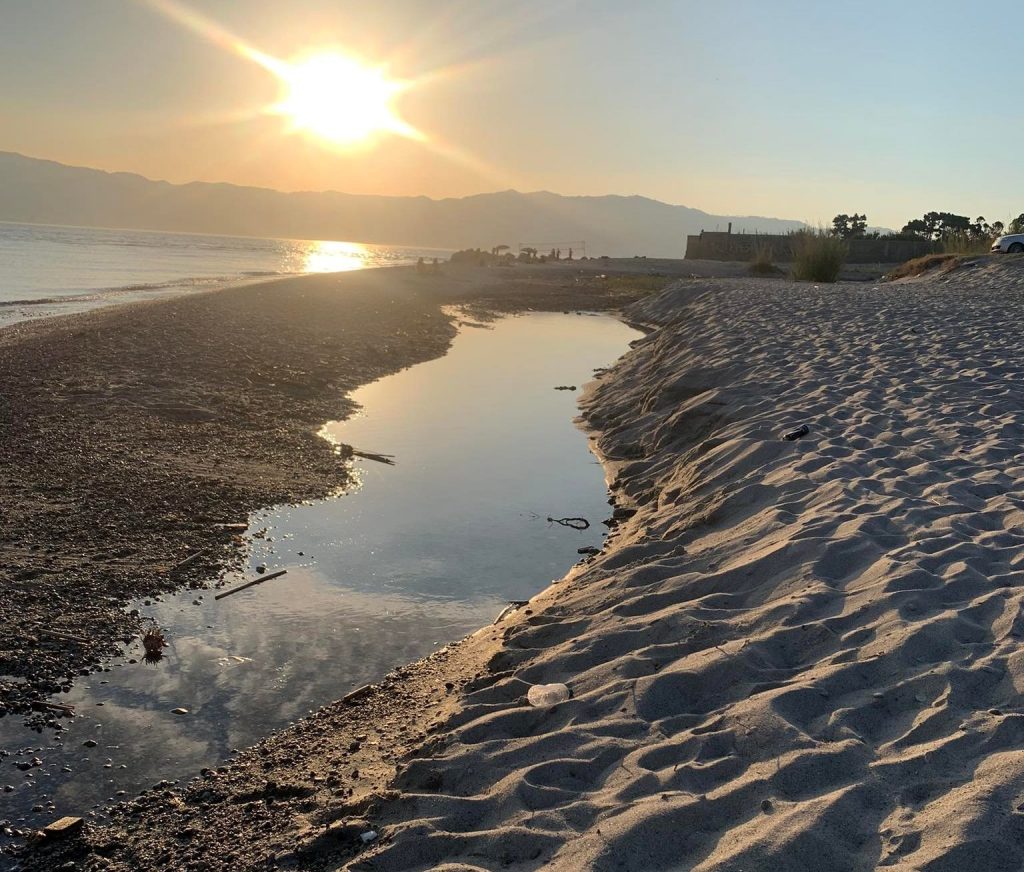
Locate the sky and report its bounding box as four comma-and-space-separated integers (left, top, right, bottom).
1, 0, 1020, 230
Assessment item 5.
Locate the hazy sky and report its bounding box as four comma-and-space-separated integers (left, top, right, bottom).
1, 0, 1020, 229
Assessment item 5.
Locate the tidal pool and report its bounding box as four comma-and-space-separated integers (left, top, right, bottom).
0, 311, 639, 828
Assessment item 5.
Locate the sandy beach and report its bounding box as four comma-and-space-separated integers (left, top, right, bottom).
13, 255, 1024, 870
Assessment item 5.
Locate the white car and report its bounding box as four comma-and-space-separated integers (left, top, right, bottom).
992, 233, 1024, 253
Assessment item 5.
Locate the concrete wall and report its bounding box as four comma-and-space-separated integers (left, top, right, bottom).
685, 231, 939, 264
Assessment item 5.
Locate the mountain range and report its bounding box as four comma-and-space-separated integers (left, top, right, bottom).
0, 151, 804, 257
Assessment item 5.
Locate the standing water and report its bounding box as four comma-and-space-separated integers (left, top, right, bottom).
0, 311, 639, 828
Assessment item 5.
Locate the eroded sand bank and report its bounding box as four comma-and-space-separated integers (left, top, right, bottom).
359, 260, 1024, 871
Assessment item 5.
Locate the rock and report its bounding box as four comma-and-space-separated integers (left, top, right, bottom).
171, 708, 189, 715
83, 739, 98, 748
43, 816, 84, 839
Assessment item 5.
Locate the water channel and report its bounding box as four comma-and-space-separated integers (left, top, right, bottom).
0, 311, 639, 831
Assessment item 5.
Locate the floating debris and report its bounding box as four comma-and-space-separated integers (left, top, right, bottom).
141, 627, 167, 659
547, 516, 590, 530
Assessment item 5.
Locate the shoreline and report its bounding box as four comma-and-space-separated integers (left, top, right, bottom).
0, 262, 654, 723
16, 258, 1024, 869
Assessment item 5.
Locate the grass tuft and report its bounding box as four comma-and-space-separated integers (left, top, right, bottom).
789, 230, 847, 282
885, 253, 959, 280
748, 242, 781, 276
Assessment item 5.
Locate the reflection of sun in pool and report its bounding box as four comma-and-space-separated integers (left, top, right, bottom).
302, 240, 368, 273
273, 52, 419, 146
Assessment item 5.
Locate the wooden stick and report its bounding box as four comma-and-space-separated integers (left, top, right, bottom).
169, 550, 206, 573
214, 569, 288, 600
350, 449, 396, 465
31, 700, 75, 715
39, 629, 89, 644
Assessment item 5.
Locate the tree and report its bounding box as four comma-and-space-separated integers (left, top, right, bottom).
901, 211, 971, 240
831, 213, 867, 239
1009, 213, 1024, 234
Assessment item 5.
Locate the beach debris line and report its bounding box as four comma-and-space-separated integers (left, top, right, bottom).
214, 568, 288, 600
547, 516, 590, 530
782, 424, 810, 441
527, 683, 571, 707
553, 385, 577, 391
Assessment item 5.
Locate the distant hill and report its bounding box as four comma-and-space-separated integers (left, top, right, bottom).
0, 151, 804, 257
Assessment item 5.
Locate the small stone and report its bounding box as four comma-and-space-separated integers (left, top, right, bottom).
43, 816, 84, 839
171, 708, 189, 715
83, 740, 98, 748
760, 799, 774, 813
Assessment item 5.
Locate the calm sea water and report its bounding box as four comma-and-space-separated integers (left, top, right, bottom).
0, 221, 448, 324
0, 312, 639, 829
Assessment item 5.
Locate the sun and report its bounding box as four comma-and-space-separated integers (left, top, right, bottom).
272, 52, 418, 146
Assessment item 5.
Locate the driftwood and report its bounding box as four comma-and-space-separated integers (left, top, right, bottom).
35, 628, 89, 644
493, 600, 529, 624
350, 449, 395, 466
340, 684, 375, 705
169, 550, 206, 573
31, 700, 75, 715
547, 516, 590, 530
213, 522, 248, 530
214, 569, 288, 600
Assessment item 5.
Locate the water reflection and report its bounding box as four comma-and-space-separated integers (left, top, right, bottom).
301, 239, 371, 273
0, 312, 640, 826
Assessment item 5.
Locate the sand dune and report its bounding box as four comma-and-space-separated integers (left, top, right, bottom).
357, 259, 1024, 871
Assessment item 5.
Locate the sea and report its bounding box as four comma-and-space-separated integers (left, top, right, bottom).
0, 221, 449, 326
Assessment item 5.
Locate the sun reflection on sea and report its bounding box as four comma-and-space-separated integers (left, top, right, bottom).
302, 239, 369, 272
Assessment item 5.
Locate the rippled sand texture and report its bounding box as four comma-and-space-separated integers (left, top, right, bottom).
361, 260, 1024, 871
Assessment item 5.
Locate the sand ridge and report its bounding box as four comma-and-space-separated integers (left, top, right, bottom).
356, 262, 1024, 870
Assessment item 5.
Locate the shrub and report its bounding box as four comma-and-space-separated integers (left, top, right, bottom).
885, 253, 959, 280
790, 230, 847, 282
749, 242, 781, 276
939, 231, 992, 255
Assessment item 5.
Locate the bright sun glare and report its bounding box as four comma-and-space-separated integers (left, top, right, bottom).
273, 53, 417, 146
